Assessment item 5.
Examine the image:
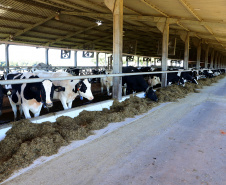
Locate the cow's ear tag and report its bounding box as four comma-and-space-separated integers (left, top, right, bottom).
80, 96, 83, 100
144, 93, 146, 97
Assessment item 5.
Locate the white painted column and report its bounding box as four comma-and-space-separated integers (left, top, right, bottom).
96, 52, 99, 67
210, 49, 214, 69
196, 41, 201, 70
160, 19, 169, 87
45, 48, 49, 65
5, 44, 9, 73
74, 51, 77, 67
204, 45, 209, 69
184, 32, 190, 70
105, 0, 123, 100
214, 52, 219, 69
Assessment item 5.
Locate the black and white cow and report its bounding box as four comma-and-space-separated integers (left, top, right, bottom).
0, 84, 15, 116
100, 69, 113, 96
5, 72, 64, 120
200, 69, 214, 78
181, 71, 198, 84
167, 72, 185, 86
33, 71, 94, 110
148, 76, 161, 87
122, 66, 158, 101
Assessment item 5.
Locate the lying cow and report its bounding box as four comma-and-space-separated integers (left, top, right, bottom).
122, 66, 158, 101
5, 72, 64, 120
100, 69, 113, 96
33, 71, 94, 110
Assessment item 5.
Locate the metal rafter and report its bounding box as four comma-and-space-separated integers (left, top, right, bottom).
177, 0, 201, 21
140, 0, 169, 17
75, 35, 113, 49
178, 0, 224, 50
46, 24, 98, 46
4, 15, 56, 41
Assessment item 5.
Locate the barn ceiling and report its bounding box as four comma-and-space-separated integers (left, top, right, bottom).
0, 0, 226, 58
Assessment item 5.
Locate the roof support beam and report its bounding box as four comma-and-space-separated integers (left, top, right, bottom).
178, 0, 201, 21
140, 0, 169, 17
4, 15, 55, 41
45, 24, 98, 46
61, 12, 226, 27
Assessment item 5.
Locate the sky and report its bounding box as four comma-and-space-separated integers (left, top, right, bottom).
0, 44, 99, 67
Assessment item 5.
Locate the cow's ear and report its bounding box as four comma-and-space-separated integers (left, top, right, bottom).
54, 86, 65, 92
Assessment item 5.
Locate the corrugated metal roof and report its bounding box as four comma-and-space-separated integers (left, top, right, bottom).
0, 0, 226, 58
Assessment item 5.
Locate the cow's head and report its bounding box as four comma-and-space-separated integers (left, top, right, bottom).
179, 77, 185, 87
75, 79, 94, 100
0, 85, 16, 116
148, 76, 161, 87
146, 87, 158, 102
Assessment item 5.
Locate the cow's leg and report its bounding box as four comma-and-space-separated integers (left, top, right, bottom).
8, 98, 17, 120
19, 105, 24, 119
68, 101, 73, 109
61, 100, 68, 109
59, 96, 68, 109
22, 106, 31, 119
107, 85, 111, 96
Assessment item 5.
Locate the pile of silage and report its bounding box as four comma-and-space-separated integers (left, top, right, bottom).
0, 95, 157, 182
0, 74, 225, 182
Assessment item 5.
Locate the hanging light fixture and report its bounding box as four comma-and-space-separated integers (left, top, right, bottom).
96, 20, 102, 26
9, 34, 13, 41
55, 11, 60, 21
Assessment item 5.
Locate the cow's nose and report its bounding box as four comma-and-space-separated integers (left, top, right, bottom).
89, 96, 94, 100
46, 102, 53, 107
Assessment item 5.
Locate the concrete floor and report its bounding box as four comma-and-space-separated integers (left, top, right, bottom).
2, 78, 226, 185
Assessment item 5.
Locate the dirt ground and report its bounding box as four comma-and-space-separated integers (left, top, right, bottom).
1, 76, 226, 185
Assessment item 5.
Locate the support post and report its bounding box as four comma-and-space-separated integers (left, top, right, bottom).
74, 51, 77, 67
196, 41, 201, 70
210, 49, 214, 69
107, 0, 123, 100
204, 45, 209, 69
184, 32, 190, 70
5, 44, 9, 73
137, 56, 139, 67
214, 52, 219, 69
96, 52, 99, 67
160, 19, 169, 87
45, 48, 49, 65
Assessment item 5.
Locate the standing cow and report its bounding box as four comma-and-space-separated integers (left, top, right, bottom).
122, 66, 158, 101
5, 72, 64, 120
100, 69, 113, 96
181, 71, 198, 84
167, 72, 185, 86
33, 71, 94, 110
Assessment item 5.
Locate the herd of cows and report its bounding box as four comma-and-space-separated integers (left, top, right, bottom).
0, 63, 225, 121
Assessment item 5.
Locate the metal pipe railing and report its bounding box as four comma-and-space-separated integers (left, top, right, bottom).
0, 68, 224, 86
0, 69, 196, 85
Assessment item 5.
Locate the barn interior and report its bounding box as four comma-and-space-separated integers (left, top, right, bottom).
0, 0, 226, 68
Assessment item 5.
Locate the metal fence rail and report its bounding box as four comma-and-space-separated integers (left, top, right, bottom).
0, 69, 201, 85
